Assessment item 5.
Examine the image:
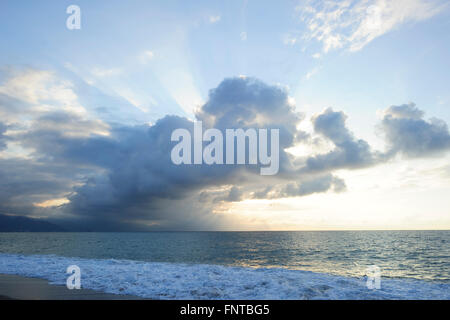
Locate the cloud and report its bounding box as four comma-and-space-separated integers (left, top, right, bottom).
381, 103, 450, 157
24, 111, 110, 139
90, 67, 122, 78
280, 174, 346, 197
251, 173, 346, 199
304, 66, 320, 80
196, 77, 305, 149
298, 0, 447, 52
209, 15, 221, 24
0, 68, 86, 123
0, 158, 78, 216
0, 68, 112, 220
0, 122, 8, 151
283, 35, 297, 45
304, 108, 377, 171
139, 50, 154, 64
2, 68, 449, 230
0, 75, 346, 230
56, 78, 319, 229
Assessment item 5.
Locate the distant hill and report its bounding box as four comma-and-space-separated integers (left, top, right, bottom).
0, 214, 65, 232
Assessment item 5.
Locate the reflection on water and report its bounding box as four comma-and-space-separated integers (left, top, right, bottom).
0, 230, 448, 282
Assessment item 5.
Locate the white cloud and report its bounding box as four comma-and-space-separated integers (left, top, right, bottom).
0, 68, 110, 160
304, 66, 321, 80
209, 15, 221, 23
91, 67, 122, 78
139, 50, 155, 64
240, 31, 247, 41
283, 35, 297, 45
298, 0, 447, 52
0, 69, 86, 119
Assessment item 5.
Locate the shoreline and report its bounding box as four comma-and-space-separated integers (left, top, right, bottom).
0, 252, 448, 299
0, 274, 144, 300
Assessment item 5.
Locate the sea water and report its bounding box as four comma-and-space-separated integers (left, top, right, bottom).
0, 231, 448, 299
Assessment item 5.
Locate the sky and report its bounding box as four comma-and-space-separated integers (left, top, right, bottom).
0, 0, 449, 230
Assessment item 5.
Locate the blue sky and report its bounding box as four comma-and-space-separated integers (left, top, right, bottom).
1, 0, 450, 126
0, 0, 450, 230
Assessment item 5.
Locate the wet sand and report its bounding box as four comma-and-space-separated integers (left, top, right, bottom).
0, 274, 143, 300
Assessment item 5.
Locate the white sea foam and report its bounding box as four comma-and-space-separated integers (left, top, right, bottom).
0, 253, 448, 299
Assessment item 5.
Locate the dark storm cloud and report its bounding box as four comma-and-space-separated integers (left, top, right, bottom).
249, 173, 346, 199
12, 77, 341, 229
2, 72, 450, 230
0, 158, 78, 215
304, 108, 378, 172
201, 186, 244, 203
278, 174, 347, 197
52, 78, 320, 229
62, 116, 242, 218
196, 77, 307, 148
18, 111, 123, 168
381, 103, 450, 157
196, 77, 309, 176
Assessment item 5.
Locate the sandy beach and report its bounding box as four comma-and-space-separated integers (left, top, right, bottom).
0, 274, 143, 300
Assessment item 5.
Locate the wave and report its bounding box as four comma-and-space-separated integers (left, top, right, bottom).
0, 253, 448, 299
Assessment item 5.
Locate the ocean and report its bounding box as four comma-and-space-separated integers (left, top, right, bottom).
0, 231, 448, 299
